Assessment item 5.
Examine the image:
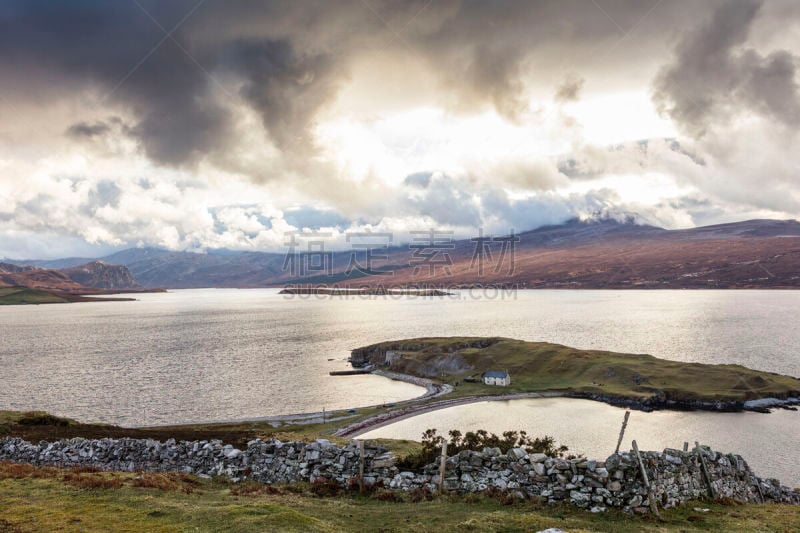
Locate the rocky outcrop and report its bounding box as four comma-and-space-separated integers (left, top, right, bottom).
349, 338, 499, 368
1, 436, 797, 513
60, 261, 141, 290
0, 261, 141, 291
0, 264, 86, 291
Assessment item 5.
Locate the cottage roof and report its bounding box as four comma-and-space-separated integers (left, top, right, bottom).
483, 370, 509, 379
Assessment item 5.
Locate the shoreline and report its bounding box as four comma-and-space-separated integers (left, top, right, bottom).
110, 370, 800, 433
7, 368, 799, 435
333, 370, 800, 437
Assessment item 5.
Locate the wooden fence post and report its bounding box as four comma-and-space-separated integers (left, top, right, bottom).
632, 440, 661, 519
614, 411, 631, 454
694, 441, 716, 498
358, 440, 365, 494
438, 441, 448, 496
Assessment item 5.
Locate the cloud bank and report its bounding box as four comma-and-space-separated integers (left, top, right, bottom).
1, 0, 799, 257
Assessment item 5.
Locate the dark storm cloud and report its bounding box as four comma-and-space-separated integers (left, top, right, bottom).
0, 0, 231, 166
0, 0, 701, 172
225, 38, 341, 154
653, 0, 800, 137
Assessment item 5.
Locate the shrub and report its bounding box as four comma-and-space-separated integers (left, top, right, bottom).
131, 473, 197, 494
397, 428, 570, 471
486, 486, 516, 505
16, 413, 70, 427
70, 465, 102, 474
372, 489, 403, 502
284, 484, 305, 494
309, 477, 342, 497
62, 472, 123, 490
409, 486, 435, 502
0, 461, 58, 480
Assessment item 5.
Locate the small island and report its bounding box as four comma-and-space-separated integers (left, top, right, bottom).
280, 287, 452, 296
349, 337, 800, 413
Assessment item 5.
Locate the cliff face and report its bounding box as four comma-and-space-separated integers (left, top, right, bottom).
0, 263, 86, 291
60, 261, 141, 290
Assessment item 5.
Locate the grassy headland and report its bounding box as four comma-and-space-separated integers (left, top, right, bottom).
0, 287, 70, 305
352, 337, 800, 409
0, 286, 138, 305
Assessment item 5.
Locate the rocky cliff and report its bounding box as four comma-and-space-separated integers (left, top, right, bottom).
59, 261, 141, 290
0, 262, 86, 291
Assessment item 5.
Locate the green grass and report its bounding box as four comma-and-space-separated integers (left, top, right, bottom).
2, 462, 799, 532
367, 337, 800, 403
0, 287, 69, 305
0, 409, 411, 454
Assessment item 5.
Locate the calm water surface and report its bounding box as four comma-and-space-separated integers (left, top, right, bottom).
1, 288, 798, 481
360, 397, 800, 486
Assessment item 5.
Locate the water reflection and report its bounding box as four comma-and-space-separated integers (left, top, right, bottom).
1, 289, 799, 428
360, 397, 800, 486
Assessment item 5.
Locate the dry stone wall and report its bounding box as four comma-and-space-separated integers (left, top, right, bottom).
1, 436, 797, 513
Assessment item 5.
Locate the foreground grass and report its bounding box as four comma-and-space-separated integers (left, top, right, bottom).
366, 337, 800, 403
2, 462, 799, 532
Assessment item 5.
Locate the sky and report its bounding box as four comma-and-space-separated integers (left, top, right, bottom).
1, 0, 800, 258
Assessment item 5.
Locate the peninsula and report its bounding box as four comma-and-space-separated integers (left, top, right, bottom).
349, 337, 800, 412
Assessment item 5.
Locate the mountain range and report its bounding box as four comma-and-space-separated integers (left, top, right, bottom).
0, 261, 141, 292
6, 218, 800, 289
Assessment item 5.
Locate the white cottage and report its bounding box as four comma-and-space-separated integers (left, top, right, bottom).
482, 370, 511, 386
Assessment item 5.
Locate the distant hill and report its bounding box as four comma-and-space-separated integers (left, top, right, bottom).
60, 261, 141, 290
8, 218, 800, 289
0, 262, 141, 292
0, 262, 86, 291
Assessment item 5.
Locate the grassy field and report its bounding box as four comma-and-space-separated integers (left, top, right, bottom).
0, 287, 69, 305
2, 461, 799, 532
366, 337, 800, 403
0, 410, 356, 450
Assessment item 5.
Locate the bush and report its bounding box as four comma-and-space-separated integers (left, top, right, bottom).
16, 413, 70, 427
372, 489, 403, 502
131, 472, 198, 494
0, 461, 58, 480
409, 486, 435, 502
62, 472, 123, 490
397, 428, 570, 471
309, 477, 342, 497
284, 484, 305, 494
485, 486, 517, 505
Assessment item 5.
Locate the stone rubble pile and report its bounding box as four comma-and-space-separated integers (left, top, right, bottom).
1, 436, 797, 513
